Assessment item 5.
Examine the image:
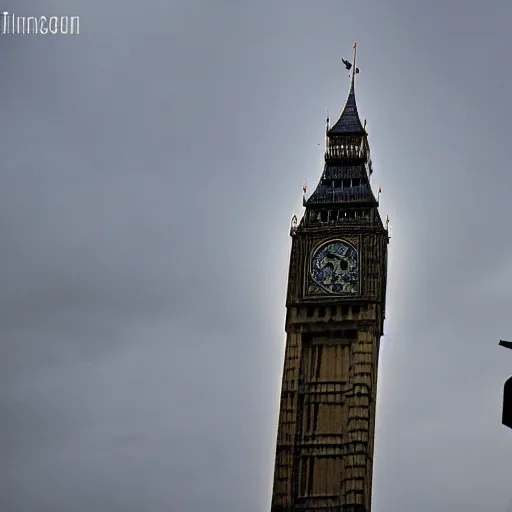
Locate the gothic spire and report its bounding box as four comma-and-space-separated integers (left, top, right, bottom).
329, 43, 365, 135
304, 43, 378, 208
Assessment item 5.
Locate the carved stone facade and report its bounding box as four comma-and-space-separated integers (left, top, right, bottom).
270, 49, 389, 512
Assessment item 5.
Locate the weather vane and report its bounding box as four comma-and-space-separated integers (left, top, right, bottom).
341, 42, 360, 86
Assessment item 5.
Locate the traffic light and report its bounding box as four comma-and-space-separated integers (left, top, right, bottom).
499, 340, 512, 430
504, 377, 512, 429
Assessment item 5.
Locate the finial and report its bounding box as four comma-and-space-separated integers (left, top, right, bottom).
377, 186, 382, 202
325, 114, 330, 150
385, 214, 390, 231
350, 42, 357, 93
303, 179, 307, 198
290, 215, 298, 236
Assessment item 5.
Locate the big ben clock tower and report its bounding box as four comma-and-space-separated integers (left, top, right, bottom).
270, 44, 389, 512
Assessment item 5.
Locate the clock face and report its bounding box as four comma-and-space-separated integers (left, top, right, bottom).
310, 239, 359, 294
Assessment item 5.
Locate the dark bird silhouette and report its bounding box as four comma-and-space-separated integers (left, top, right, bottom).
342, 58, 352, 70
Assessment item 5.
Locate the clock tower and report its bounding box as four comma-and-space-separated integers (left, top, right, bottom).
270, 45, 389, 512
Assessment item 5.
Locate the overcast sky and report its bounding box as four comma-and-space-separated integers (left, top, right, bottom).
1, 0, 512, 511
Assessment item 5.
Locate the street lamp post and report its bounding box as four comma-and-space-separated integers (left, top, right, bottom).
499, 340, 512, 430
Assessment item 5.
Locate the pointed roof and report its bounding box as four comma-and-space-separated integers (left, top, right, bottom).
329, 42, 365, 135
328, 88, 365, 135
305, 161, 377, 206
